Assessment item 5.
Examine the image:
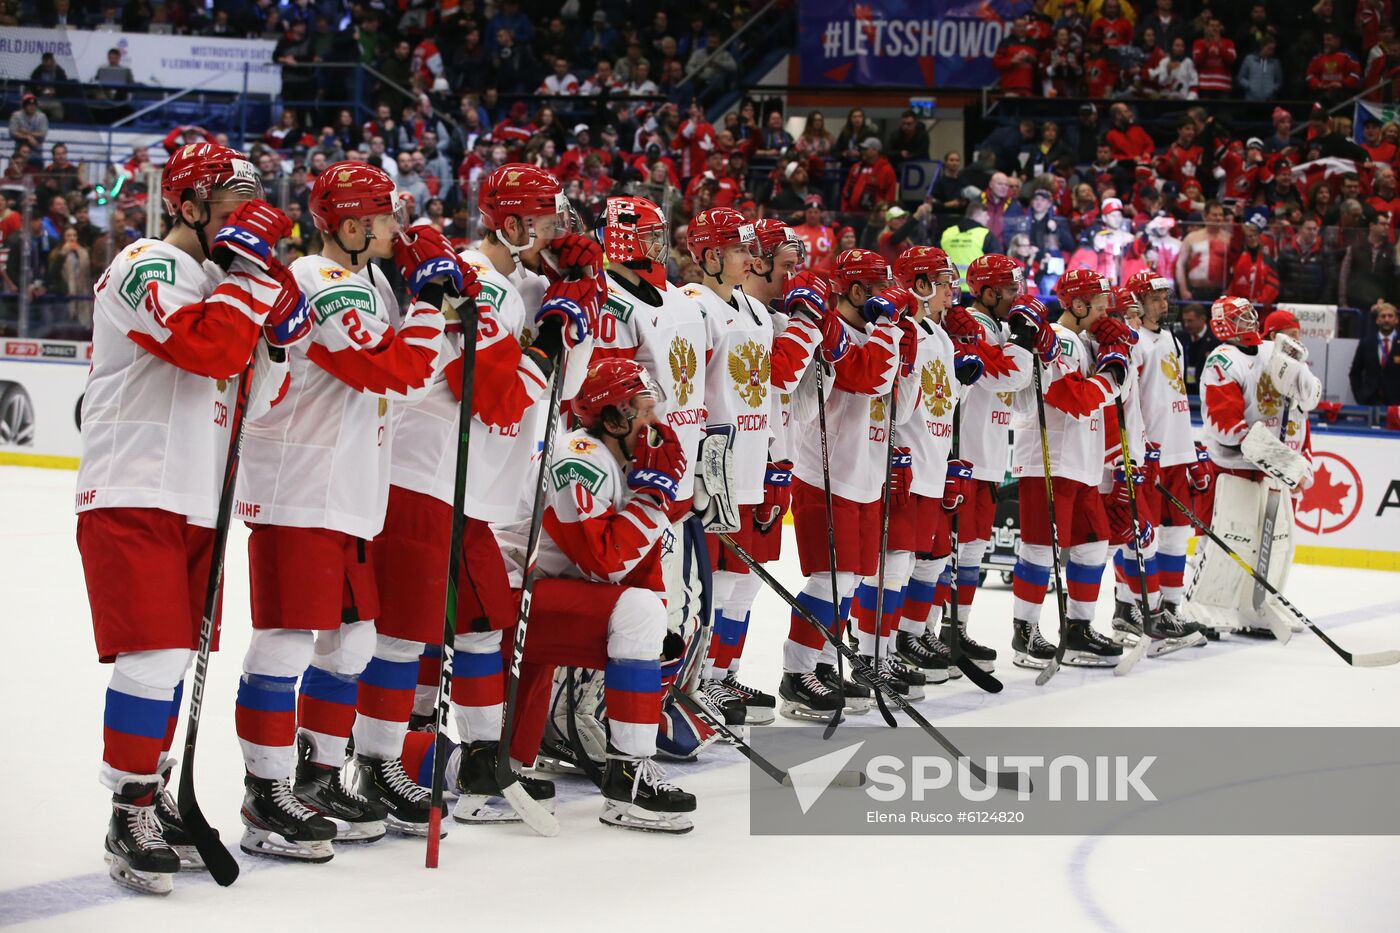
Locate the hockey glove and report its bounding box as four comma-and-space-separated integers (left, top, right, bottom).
1090, 314, 1137, 347
888, 447, 913, 504
896, 317, 918, 376
536, 293, 594, 349
953, 349, 986, 386
261, 259, 313, 347
817, 310, 849, 363
754, 460, 793, 533
783, 270, 831, 321
1107, 499, 1154, 549
860, 291, 908, 325
628, 422, 687, 505
940, 304, 982, 343
1188, 442, 1213, 492
394, 226, 474, 299
941, 458, 973, 512
1008, 304, 1059, 363
1095, 341, 1130, 387
212, 199, 291, 272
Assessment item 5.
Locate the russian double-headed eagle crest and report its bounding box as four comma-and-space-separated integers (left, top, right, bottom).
923, 358, 952, 417
727, 339, 769, 409
1256, 371, 1282, 417
1161, 352, 1186, 394
669, 336, 698, 407
870, 394, 887, 424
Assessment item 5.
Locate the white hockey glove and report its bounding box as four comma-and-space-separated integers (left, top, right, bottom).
1241, 421, 1310, 489
1266, 333, 1322, 412
692, 424, 740, 534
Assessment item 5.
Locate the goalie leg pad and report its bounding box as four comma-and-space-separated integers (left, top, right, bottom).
1184, 473, 1265, 634
693, 425, 740, 534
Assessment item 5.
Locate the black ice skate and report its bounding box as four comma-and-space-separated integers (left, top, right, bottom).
452, 740, 556, 824
1144, 609, 1207, 657
346, 754, 442, 838
722, 672, 777, 725
919, 629, 962, 680
855, 655, 910, 697
105, 776, 180, 895
154, 758, 206, 871
895, 630, 951, 684
293, 734, 386, 843
940, 620, 997, 671
240, 775, 336, 862
698, 678, 748, 728
1011, 619, 1058, 669
534, 734, 589, 776
599, 753, 696, 834
1061, 619, 1123, 667
778, 670, 844, 722
1110, 598, 1146, 645
408, 712, 437, 732
1162, 601, 1209, 645
813, 662, 873, 713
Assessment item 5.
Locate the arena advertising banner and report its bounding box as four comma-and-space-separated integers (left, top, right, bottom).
797, 0, 1034, 88
0, 27, 280, 96
0, 339, 88, 469
1292, 432, 1400, 572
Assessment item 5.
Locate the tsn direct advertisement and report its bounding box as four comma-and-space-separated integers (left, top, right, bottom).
0, 338, 89, 466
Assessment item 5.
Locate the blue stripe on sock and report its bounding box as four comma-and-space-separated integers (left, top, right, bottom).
420, 643, 443, 659
1065, 562, 1103, 585
795, 591, 837, 630
839, 595, 852, 621
956, 564, 980, 587
168, 680, 184, 719
716, 613, 742, 647
300, 666, 358, 705
605, 658, 662, 694
1014, 560, 1052, 588
907, 578, 936, 602
456, 650, 503, 677
236, 673, 297, 713
359, 656, 418, 691
1144, 554, 1158, 577
104, 689, 172, 739
1158, 552, 1188, 574
854, 583, 878, 611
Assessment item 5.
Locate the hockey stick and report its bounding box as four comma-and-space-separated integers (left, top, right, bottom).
868, 380, 898, 725
493, 358, 569, 839
178, 351, 275, 887
1111, 396, 1151, 676
1157, 483, 1400, 668
719, 533, 1028, 793
1252, 408, 1290, 614
946, 406, 1003, 692
426, 298, 478, 868
814, 363, 849, 737
669, 686, 865, 788
1032, 360, 1072, 687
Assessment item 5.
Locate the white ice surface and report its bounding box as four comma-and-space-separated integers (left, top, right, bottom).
2, 464, 1398, 931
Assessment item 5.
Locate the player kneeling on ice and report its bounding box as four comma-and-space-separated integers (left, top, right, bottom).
504, 359, 697, 833
1189, 298, 1320, 638
78, 142, 309, 896
232, 162, 459, 860
1007, 273, 1126, 668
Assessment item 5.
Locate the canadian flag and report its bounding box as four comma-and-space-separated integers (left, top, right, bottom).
1290, 157, 1359, 194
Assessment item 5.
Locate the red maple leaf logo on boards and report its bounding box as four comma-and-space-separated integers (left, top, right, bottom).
1297, 462, 1348, 517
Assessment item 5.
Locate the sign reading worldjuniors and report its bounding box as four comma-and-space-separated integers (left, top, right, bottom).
797, 0, 1035, 89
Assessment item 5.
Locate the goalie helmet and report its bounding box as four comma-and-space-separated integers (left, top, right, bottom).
602, 195, 668, 287
893, 246, 958, 289
1054, 268, 1110, 308
160, 142, 261, 217
686, 207, 759, 264
1123, 269, 1172, 299
965, 253, 1022, 294
830, 248, 892, 296
1210, 295, 1261, 346
308, 161, 400, 233
571, 359, 658, 430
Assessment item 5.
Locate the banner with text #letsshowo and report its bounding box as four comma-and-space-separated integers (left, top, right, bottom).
0, 27, 280, 96
798, 0, 1035, 88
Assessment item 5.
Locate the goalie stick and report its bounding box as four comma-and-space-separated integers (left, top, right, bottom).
1157, 483, 1400, 668
719, 533, 1028, 792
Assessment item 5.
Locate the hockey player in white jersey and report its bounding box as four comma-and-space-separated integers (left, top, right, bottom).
231, 161, 458, 859
1006, 273, 1127, 667
1190, 296, 1320, 637
929, 254, 1033, 670
77, 141, 311, 894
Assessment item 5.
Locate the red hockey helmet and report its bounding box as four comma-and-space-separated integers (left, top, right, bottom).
830, 248, 892, 296
1210, 295, 1261, 347
753, 218, 807, 264
309, 161, 401, 234
686, 207, 760, 264
478, 163, 568, 234
893, 246, 958, 289
572, 358, 659, 430
1110, 285, 1141, 318
1055, 268, 1110, 308
1123, 269, 1172, 299
160, 142, 261, 217
603, 196, 668, 266
965, 253, 1022, 294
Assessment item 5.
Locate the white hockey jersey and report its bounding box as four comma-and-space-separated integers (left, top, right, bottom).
893, 318, 959, 498
1135, 326, 1196, 468
1201, 341, 1314, 472
957, 307, 1033, 482
790, 315, 901, 504
77, 239, 285, 526
593, 271, 708, 500
1010, 324, 1117, 486
234, 255, 445, 540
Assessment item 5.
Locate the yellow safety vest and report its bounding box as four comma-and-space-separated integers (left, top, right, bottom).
941, 224, 987, 278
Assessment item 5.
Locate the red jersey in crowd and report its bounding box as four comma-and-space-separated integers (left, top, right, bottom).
1090, 15, 1133, 48
993, 33, 1040, 95
840, 157, 898, 212
1084, 50, 1120, 98
1192, 38, 1237, 93
1307, 50, 1362, 94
